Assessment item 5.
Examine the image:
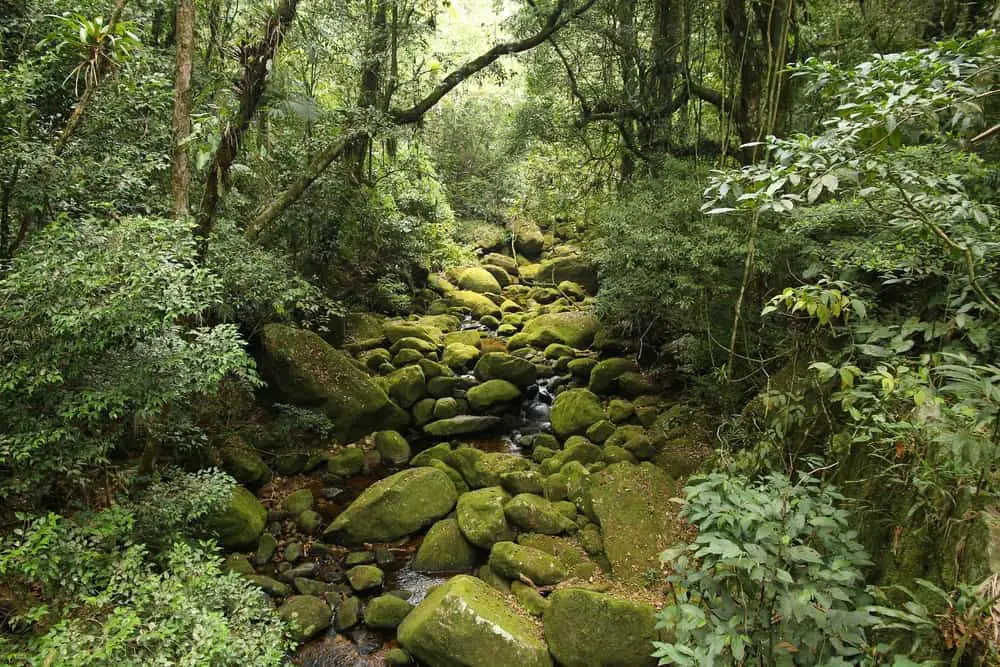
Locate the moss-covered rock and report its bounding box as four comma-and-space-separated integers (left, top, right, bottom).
474, 352, 538, 387
255, 532, 277, 565
397, 575, 552, 667
616, 371, 658, 398
488, 541, 568, 585
364, 594, 413, 629
551, 389, 604, 438
484, 253, 519, 274
519, 312, 600, 349
606, 399, 634, 423
501, 470, 546, 495
450, 290, 502, 318
412, 397, 436, 426
511, 581, 549, 616
557, 281, 586, 300
442, 342, 480, 370
390, 336, 439, 356
204, 486, 266, 549
433, 396, 460, 419
258, 324, 407, 441
606, 425, 656, 460
418, 314, 462, 333
346, 564, 384, 592
384, 321, 442, 344
585, 420, 616, 444
458, 267, 503, 294
384, 365, 426, 409
282, 488, 314, 515
360, 347, 392, 372
543, 588, 659, 666
467, 379, 522, 411
444, 330, 482, 348
536, 256, 598, 293
473, 452, 532, 488
457, 487, 515, 548
375, 430, 411, 466
543, 343, 575, 360
346, 312, 385, 343
412, 518, 478, 573
511, 220, 545, 259
427, 375, 463, 397
587, 357, 640, 394
220, 444, 272, 491
323, 468, 458, 545
504, 494, 576, 534
225, 553, 255, 575
423, 415, 501, 437
298, 510, 322, 534
427, 459, 470, 495
327, 446, 366, 478
591, 462, 681, 583
246, 574, 291, 597
567, 357, 598, 380
278, 595, 332, 641
335, 595, 361, 630
410, 442, 452, 467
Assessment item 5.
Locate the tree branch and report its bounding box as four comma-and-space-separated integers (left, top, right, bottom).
391, 0, 598, 124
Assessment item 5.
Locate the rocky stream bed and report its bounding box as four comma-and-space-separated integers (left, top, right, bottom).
207, 245, 712, 666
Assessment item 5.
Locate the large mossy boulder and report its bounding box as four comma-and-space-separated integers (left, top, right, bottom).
374, 430, 411, 466
258, 324, 406, 441
550, 389, 604, 438
397, 575, 552, 667
442, 342, 480, 370
458, 267, 503, 294
536, 256, 598, 294
423, 415, 501, 437
543, 588, 659, 666
323, 468, 458, 545
511, 220, 545, 259
204, 486, 266, 549
474, 352, 538, 387
278, 595, 332, 642
467, 379, 522, 411
504, 494, 576, 535
456, 487, 514, 548
488, 541, 568, 585
588, 357, 640, 394
591, 462, 681, 583
220, 444, 271, 491
449, 290, 502, 318
518, 312, 600, 349
412, 518, 478, 573
384, 320, 442, 344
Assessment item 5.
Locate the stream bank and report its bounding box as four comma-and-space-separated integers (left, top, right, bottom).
206, 237, 712, 666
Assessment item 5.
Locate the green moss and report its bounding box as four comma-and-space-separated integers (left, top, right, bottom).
489, 541, 568, 585
474, 352, 538, 387
501, 470, 546, 495
449, 290, 502, 318
327, 446, 365, 478
458, 267, 503, 294
512, 581, 549, 616
467, 379, 522, 411
543, 588, 659, 666
587, 357, 639, 394
457, 487, 514, 548
520, 312, 600, 349
442, 342, 481, 369
410, 442, 452, 467
346, 564, 384, 592
279, 595, 332, 641
335, 596, 361, 630
384, 365, 427, 409
423, 415, 501, 437
258, 324, 406, 441
397, 575, 552, 667
324, 468, 458, 545
204, 486, 266, 549
375, 430, 411, 466
504, 494, 576, 535
364, 594, 413, 629
551, 389, 604, 438
535, 256, 598, 293
590, 462, 680, 583
413, 518, 478, 573
282, 488, 314, 514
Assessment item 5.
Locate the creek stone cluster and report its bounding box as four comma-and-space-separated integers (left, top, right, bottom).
204, 229, 710, 665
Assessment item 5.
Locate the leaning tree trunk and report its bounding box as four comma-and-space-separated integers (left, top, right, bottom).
171, 0, 196, 218
194, 0, 298, 257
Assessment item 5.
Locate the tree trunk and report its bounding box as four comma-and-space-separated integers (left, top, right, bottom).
194, 0, 299, 256
171, 0, 196, 218
347, 0, 389, 182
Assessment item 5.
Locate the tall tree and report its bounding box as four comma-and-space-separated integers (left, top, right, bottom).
170, 0, 195, 218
